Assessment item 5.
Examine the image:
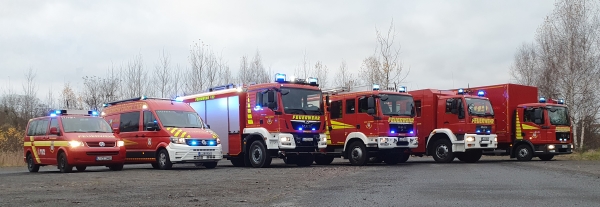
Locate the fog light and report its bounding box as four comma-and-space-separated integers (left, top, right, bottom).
548, 145, 555, 150
280, 137, 291, 142
466, 136, 475, 142
117, 140, 125, 147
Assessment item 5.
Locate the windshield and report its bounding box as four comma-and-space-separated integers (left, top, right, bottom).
380, 95, 414, 117
465, 98, 494, 117
61, 117, 112, 133
548, 106, 569, 125
281, 88, 322, 115
156, 110, 204, 128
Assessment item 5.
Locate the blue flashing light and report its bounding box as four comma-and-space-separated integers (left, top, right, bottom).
191, 141, 197, 146
390, 130, 395, 134
312, 128, 316, 131
102, 103, 109, 107
208, 141, 216, 146
487, 130, 491, 134
477, 90, 485, 97
55, 110, 62, 114
275, 73, 286, 82
91, 111, 98, 116
141, 96, 147, 100
476, 130, 481, 133
50, 113, 57, 117
539, 97, 546, 103
409, 130, 414, 134
175, 97, 184, 102
399, 86, 407, 93
373, 84, 380, 90
558, 99, 565, 104
308, 77, 318, 84
254, 105, 263, 111
457, 88, 465, 94
298, 127, 303, 131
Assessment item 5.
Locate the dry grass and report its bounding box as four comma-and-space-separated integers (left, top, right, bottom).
562, 149, 600, 161
0, 150, 25, 167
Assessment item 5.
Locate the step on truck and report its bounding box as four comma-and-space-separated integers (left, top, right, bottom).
316, 84, 418, 165
449, 84, 573, 161
178, 73, 327, 168
408, 88, 498, 163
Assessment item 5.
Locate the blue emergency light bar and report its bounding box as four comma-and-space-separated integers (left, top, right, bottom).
539, 97, 546, 103
399, 86, 407, 93
477, 90, 485, 97
558, 99, 565, 104
49, 109, 99, 117
373, 84, 380, 91
308, 77, 318, 84
174, 97, 184, 102
457, 88, 465, 95
275, 73, 286, 83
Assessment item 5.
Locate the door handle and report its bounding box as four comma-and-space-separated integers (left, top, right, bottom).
541, 126, 550, 129
356, 124, 360, 129
444, 122, 449, 124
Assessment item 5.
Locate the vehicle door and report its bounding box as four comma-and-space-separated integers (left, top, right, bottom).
34, 118, 50, 163
521, 107, 546, 142
142, 110, 161, 149
328, 100, 345, 146
357, 96, 376, 137
118, 111, 143, 158
46, 117, 61, 165
439, 98, 465, 132
343, 98, 358, 137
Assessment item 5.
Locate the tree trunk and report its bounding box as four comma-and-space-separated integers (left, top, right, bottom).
572, 117, 578, 149
579, 122, 585, 150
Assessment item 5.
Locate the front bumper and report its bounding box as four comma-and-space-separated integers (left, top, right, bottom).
166, 143, 222, 163
535, 144, 573, 155
66, 147, 126, 166
366, 137, 419, 149
277, 133, 327, 150
454, 134, 497, 152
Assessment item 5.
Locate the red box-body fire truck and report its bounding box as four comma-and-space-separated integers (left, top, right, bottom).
408, 88, 498, 163
178, 73, 327, 168
316, 84, 418, 165
449, 84, 573, 161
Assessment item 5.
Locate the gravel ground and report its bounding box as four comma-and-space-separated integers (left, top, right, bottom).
1, 156, 599, 207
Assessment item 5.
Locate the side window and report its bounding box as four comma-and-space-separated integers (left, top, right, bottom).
49, 118, 59, 133
188, 113, 201, 126
120, 111, 140, 132
27, 120, 38, 136
415, 101, 422, 117
445, 99, 453, 113
358, 97, 369, 113
524, 108, 534, 122
330, 100, 343, 119
35, 119, 49, 136
345, 99, 355, 114
457, 98, 464, 119
143, 111, 157, 131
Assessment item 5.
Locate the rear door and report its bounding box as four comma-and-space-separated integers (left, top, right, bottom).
328, 100, 345, 146
118, 111, 145, 160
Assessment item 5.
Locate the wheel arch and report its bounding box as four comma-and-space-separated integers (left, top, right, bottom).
426, 130, 454, 155
342, 132, 368, 154
511, 140, 535, 158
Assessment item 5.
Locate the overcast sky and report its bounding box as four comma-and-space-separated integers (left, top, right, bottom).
0, 0, 555, 99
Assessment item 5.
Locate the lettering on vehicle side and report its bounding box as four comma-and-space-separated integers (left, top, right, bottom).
195, 95, 215, 101
388, 117, 414, 123
472, 118, 494, 124
103, 102, 146, 114
292, 115, 321, 120
555, 126, 570, 132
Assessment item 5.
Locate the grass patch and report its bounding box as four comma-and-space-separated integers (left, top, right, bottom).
0, 150, 25, 167
562, 149, 600, 161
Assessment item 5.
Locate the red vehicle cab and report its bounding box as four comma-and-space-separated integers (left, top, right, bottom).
23, 109, 126, 173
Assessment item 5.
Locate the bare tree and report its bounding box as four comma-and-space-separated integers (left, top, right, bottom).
312, 61, 328, 89
250, 50, 270, 84
171, 64, 184, 97
294, 50, 311, 79
154, 49, 172, 98
334, 60, 357, 90
99, 65, 121, 104
238, 55, 251, 85
60, 82, 80, 109
22, 68, 38, 119
187, 40, 207, 93
510, 43, 540, 86
123, 53, 149, 98
81, 76, 102, 110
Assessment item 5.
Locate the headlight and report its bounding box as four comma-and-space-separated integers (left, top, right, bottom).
117, 140, 125, 147
494, 137, 497, 142
69, 141, 84, 148
170, 137, 186, 144
466, 136, 475, 142
380, 138, 388, 143
280, 137, 291, 142
548, 145, 555, 150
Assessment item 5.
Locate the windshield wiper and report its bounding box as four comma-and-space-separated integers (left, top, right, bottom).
385, 113, 402, 117
286, 108, 307, 115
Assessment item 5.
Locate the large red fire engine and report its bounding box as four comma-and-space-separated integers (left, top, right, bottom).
449, 84, 573, 161
178, 73, 327, 168
409, 88, 498, 163
316, 84, 418, 165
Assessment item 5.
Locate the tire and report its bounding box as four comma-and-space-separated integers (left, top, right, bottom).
314, 155, 334, 165
347, 141, 369, 166
151, 163, 160, 169
109, 164, 124, 171
515, 144, 533, 161
157, 149, 173, 170
58, 152, 73, 173
203, 162, 218, 169
230, 158, 245, 167
26, 153, 40, 173
296, 155, 314, 167
398, 153, 410, 163
539, 155, 555, 161
76, 166, 87, 172
384, 156, 399, 165
458, 150, 482, 163
248, 141, 272, 168
431, 139, 454, 163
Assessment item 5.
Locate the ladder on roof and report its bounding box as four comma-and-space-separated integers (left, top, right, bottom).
322, 84, 399, 94
103, 96, 172, 107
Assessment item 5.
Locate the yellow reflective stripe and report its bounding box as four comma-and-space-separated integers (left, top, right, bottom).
34, 141, 69, 147
516, 111, 523, 139
29, 136, 41, 163
166, 127, 172, 131
522, 124, 540, 130
187, 135, 191, 138
174, 129, 182, 136
180, 132, 187, 138
170, 128, 178, 133
24, 142, 32, 147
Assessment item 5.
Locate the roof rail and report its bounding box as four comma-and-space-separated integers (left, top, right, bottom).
103, 96, 172, 107
208, 83, 241, 92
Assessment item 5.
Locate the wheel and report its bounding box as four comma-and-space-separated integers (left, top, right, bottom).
203, 162, 218, 169
108, 164, 124, 171
398, 153, 410, 163
515, 144, 533, 161
58, 152, 73, 173
314, 155, 334, 165
26, 153, 40, 172
296, 155, 314, 167
151, 163, 160, 169
248, 141, 272, 168
384, 156, 399, 165
76, 166, 87, 172
347, 141, 368, 166
230, 158, 245, 167
457, 150, 482, 163
539, 155, 554, 161
431, 139, 454, 163
157, 149, 173, 170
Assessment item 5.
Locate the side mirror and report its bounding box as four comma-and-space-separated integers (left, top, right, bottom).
367, 108, 375, 115
146, 121, 159, 131
113, 128, 120, 134
267, 91, 275, 103
367, 97, 375, 109
206, 124, 211, 129
281, 89, 290, 95
325, 95, 330, 106
49, 127, 59, 135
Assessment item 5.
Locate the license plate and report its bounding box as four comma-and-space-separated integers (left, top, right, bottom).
563, 145, 568, 148
198, 152, 212, 156
96, 156, 112, 161
398, 138, 408, 142
302, 138, 313, 142
481, 137, 489, 141
381, 143, 390, 146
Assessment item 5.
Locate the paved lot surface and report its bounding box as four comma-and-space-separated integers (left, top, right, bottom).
1, 156, 600, 207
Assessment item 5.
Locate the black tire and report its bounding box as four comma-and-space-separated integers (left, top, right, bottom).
384, 156, 399, 165
314, 155, 334, 165
26, 153, 40, 173
76, 166, 87, 172
151, 162, 160, 169
539, 155, 555, 161
398, 153, 410, 163
431, 139, 454, 163
347, 141, 369, 166
458, 150, 482, 163
515, 144, 533, 161
109, 164, 124, 171
230, 158, 245, 167
204, 162, 218, 169
157, 149, 173, 170
296, 155, 314, 167
58, 152, 73, 173
248, 141, 272, 168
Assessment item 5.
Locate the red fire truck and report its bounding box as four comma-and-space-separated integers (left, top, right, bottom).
449, 84, 573, 161
178, 73, 327, 168
409, 88, 498, 163
316, 84, 418, 165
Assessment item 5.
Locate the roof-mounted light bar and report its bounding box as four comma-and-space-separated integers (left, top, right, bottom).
477, 90, 485, 97
49, 109, 99, 117
399, 86, 407, 93
539, 97, 546, 103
